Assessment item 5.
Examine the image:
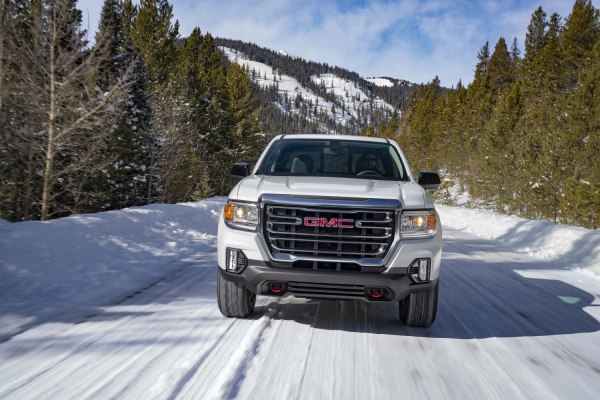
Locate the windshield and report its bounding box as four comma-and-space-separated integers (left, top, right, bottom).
256, 139, 409, 181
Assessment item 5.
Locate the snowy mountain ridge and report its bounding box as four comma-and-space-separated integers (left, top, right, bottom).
215, 38, 420, 136
221, 47, 396, 131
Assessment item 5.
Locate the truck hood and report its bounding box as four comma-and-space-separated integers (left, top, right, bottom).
233, 175, 433, 209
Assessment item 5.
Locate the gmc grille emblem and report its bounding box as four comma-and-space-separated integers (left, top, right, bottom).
303, 217, 354, 228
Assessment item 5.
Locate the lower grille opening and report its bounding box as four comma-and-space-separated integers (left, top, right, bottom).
292, 260, 362, 272
288, 282, 365, 298
287, 282, 393, 301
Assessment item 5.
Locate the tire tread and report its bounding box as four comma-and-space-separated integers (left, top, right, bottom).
217, 271, 255, 318
399, 283, 439, 327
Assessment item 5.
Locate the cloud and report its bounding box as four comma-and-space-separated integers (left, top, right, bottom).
77, 0, 579, 87
170, 0, 506, 85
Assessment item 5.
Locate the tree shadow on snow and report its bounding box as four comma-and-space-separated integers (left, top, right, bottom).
258, 236, 600, 339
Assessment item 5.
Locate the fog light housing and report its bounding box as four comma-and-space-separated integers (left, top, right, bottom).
409, 258, 431, 283
226, 248, 248, 274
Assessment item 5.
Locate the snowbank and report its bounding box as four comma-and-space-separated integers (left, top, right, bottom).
437, 205, 600, 276
0, 197, 225, 341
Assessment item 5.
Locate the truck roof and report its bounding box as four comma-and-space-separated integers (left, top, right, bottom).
277, 134, 390, 143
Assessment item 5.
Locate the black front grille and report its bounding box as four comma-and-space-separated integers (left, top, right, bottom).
264, 205, 395, 260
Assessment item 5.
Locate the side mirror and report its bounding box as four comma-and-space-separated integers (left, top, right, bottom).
418, 171, 440, 190
230, 162, 251, 180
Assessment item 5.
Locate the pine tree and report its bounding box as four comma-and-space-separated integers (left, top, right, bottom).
398, 77, 443, 172
131, 0, 179, 85
474, 41, 490, 79
93, 0, 156, 209
159, 27, 207, 203
483, 81, 524, 210
0, 0, 23, 220
487, 37, 515, 94
131, 0, 184, 202
517, 11, 565, 220
510, 38, 521, 65
561, 38, 600, 228
198, 33, 231, 195
524, 6, 548, 62
226, 62, 264, 163
561, 0, 600, 88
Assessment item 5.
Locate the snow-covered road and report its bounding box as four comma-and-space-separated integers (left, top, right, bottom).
1, 224, 599, 399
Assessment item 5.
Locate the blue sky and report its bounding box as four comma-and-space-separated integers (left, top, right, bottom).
78, 0, 575, 86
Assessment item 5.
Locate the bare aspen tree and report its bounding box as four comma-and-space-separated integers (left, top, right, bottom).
14, 0, 130, 220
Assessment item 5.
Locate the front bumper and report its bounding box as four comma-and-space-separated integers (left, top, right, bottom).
219, 263, 438, 301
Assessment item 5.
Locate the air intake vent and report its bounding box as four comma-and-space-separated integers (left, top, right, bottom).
287, 282, 365, 298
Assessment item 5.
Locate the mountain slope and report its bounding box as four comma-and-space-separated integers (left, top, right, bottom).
216, 38, 419, 136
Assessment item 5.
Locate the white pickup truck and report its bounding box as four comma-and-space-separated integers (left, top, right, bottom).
217, 134, 442, 326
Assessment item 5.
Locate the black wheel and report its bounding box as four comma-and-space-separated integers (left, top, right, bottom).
399, 282, 438, 327
217, 270, 256, 318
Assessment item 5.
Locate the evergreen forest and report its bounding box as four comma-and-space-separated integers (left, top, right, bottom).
375, 0, 599, 229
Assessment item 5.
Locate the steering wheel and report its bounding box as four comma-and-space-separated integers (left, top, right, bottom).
356, 170, 382, 177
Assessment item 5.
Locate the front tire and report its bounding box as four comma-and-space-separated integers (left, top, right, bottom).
217, 270, 256, 318
399, 282, 438, 327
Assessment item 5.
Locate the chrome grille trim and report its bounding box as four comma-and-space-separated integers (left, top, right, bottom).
265, 227, 393, 240
270, 237, 390, 246
270, 244, 388, 257
264, 203, 396, 260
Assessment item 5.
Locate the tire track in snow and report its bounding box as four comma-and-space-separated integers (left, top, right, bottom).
172, 300, 281, 399
0, 259, 216, 399
69, 266, 221, 400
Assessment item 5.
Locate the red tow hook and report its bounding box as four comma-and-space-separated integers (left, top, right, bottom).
367, 288, 383, 299
269, 282, 286, 294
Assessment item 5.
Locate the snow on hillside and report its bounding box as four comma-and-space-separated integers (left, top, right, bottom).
221, 47, 343, 128
311, 73, 394, 117
220, 47, 395, 128
366, 77, 394, 87
1, 196, 598, 342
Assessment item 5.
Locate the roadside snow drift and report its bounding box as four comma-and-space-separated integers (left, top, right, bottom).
0, 198, 223, 341
437, 205, 600, 276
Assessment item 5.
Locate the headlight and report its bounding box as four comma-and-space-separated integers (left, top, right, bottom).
224, 200, 259, 231
400, 210, 437, 238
